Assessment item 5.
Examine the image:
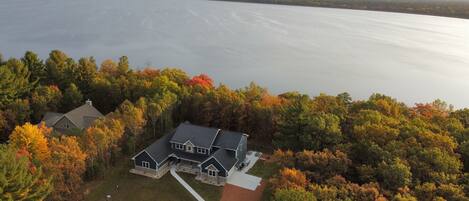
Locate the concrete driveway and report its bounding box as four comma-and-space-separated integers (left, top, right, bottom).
227, 172, 262, 191
226, 151, 262, 191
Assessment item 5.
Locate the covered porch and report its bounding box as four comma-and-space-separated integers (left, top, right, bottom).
174, 158, 201, 175
129, 160, 171, 179
195, 172, 226, 186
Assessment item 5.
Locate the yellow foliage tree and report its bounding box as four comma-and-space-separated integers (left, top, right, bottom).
8, 123, 51, 163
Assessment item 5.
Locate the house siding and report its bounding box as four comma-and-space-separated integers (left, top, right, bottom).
54, 117, 78, 130
200, 158, 227, 177
236, 135, 248, 165
134, 151, 157, 170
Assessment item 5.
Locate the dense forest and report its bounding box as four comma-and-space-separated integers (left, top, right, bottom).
0, 50, 468, 201
216, 0, 469, 19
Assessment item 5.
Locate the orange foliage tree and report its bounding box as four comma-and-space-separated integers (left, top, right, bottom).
47, 136, 87, 201
186, 74, 214, 89
271, 168, 308, 190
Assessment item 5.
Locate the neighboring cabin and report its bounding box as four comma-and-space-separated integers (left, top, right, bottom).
131, 122, 248, 186
41, 100, 104, 134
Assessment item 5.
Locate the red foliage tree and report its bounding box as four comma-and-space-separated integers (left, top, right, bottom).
186, 74, 214, 89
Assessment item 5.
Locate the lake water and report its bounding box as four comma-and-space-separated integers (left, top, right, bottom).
1, 0, 469, 107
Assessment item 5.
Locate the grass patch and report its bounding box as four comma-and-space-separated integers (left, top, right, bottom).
83, 161, 196, 201
247, 159, 281, 201
247, 159, 280, 179
178, 173, 222, 201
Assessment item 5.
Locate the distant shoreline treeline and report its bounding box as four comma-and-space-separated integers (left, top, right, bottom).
214, 0, 469, 19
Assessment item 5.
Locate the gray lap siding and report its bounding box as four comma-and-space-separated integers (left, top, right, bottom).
200, 158, 227, 177
134, 151, 157, 170
236, 135, 248, 165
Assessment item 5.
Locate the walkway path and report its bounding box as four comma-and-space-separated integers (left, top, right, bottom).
170, 167, 205, 201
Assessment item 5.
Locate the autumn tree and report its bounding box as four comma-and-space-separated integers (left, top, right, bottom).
271, 168, 308, 190
273, 188, 316, 201
115, 100, 146, 154
82, 117, 124, 178
160, 68, 190, 86
147, 93, 177, 136
296, 149, 351, 182
187, 74, 214, 89
46, 136, 87, 201
0, 145, 52, 201
274, 93, 343, 150
8, 123, 51, 163
0, 99, 31, 141
273, 94, 313, 150
273, 149, 295, 168
377, 159, 412, 191
310, 176, 382, 201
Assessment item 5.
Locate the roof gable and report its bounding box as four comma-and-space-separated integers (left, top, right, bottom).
170, 123, 220, 148
133, 132, 174, 164
42, 112, 64, 127
201, 149, 237, 172
213, 130, 245, 150
63, 103, 104, 129
206, 164, 220, 171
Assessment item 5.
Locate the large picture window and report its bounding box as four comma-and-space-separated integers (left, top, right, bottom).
142, 161, 150, 168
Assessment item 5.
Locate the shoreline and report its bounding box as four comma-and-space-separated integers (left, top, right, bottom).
212, 0, 469, 20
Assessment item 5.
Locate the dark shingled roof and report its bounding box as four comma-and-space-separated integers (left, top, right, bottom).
141, 132, 174, 164
211, 149, 238, 171
172, 150, 210, 163
42, 112, 64, 127
136, 131, 212, 164
170, 123, 220, 148
213, 130, 244, 150
41, 102, 103, 129
64, 103, 103, 128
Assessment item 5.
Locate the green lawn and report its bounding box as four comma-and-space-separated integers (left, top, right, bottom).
83, 161, 196, 201
247, 159, 281, 201
179, 173, 222, 201
247, 159, 280, 179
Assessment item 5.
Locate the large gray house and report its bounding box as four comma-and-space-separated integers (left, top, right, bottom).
131, 122, 248, 186
41, 100, 104, 133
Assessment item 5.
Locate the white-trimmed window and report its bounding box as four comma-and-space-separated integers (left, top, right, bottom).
208, 169, 217, 177
175, 143, 183, 150
197, 148, 207, 154
142, 161, 150, 168
186, 144, 193, 152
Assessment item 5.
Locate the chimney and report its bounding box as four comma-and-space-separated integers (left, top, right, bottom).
85, 99, 92, 106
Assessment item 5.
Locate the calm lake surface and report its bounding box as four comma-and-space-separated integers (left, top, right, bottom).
1, 0, 469, 107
